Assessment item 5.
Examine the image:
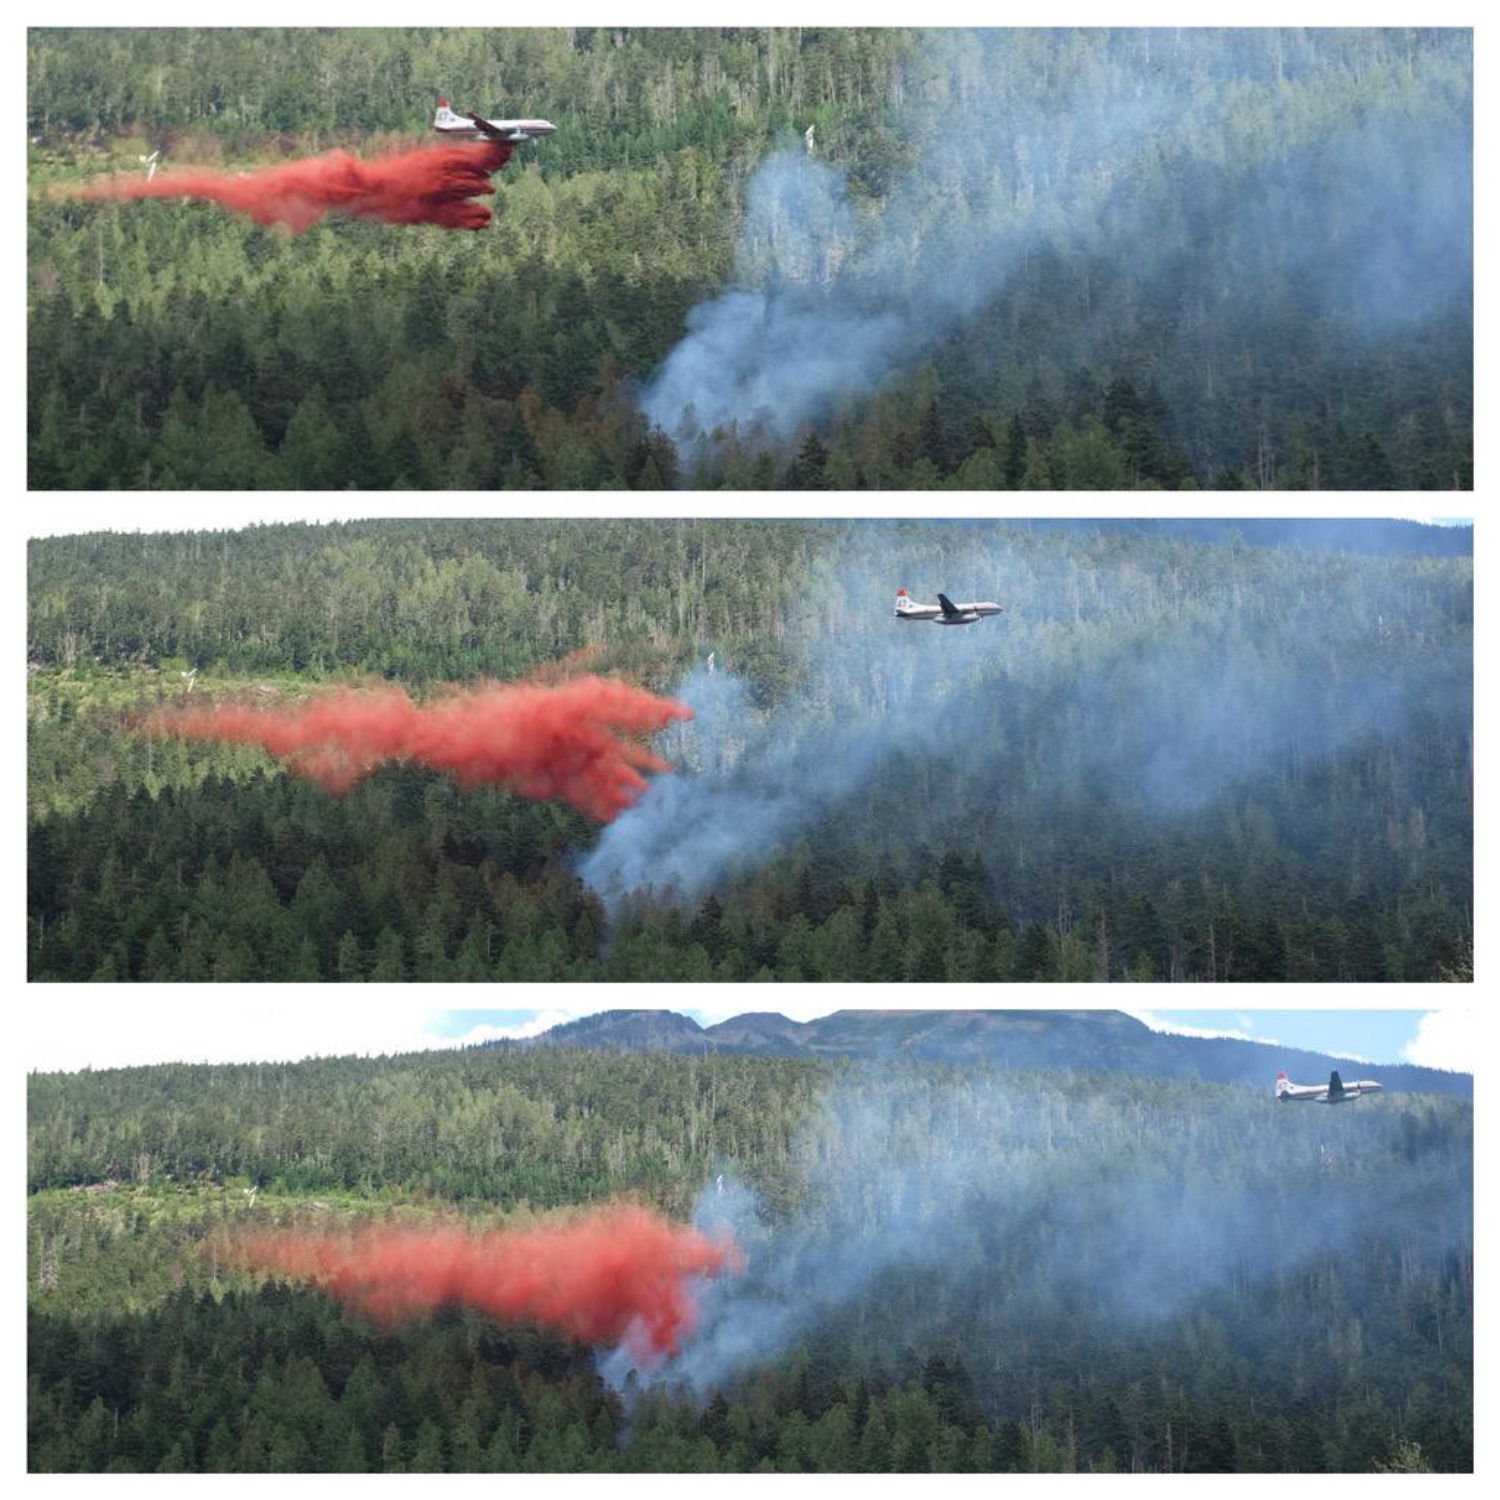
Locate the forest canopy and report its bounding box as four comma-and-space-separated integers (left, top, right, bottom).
27, 1044, 1474, 1471
27, 27, 1473, 489
26, 518, 1473, 982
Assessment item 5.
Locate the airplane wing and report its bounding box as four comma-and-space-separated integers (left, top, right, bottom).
937, 593, 962, 618
1325, 1070, 1381, 1101
465, 112, 507, 140
461, 115, 517, 168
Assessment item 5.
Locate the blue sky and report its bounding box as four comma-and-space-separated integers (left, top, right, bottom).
24, 1002, 1474, 1074
1123, 1009, 1467, 1066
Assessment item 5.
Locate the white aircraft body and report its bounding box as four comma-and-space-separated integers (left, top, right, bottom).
894, 588, 1005, 626
434, 97, 556, 143
1275, 1069, 1383, 1104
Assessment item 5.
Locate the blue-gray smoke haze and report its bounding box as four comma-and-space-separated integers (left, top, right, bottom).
577, 523, 1470, 915
640, 29, 1471, 449
599, 1070, 1470, 1402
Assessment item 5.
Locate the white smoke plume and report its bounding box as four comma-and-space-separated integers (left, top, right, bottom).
599, 1068, 1470, 1404
640, 30, 1471, 457
576, 523, 1469, 916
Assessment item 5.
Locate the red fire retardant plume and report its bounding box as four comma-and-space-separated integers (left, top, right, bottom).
238, 1206, 743, 1362
149, 678, 692, 821
75, 141, 513, 231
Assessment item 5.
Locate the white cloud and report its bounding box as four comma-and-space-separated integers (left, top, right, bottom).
26, 1001, 462, 1074
1123, 1012, 1383, 1065
33, 1002, 1471, 1076
26, 500, 384, 540
1123, 1010, 1274, 1047
22, 997, 942, 1072
24, 999, 856, 1073
444, 1011, 577, 1046
1403, 1011, 1474, 1072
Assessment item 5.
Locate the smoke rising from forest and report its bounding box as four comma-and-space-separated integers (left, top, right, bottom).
148, 676, 691, 821
72, 141, 514, 231
237, 1205, 741, 1361
641, 30, 1472, 449
578, 635, 997, 904
601, 1070, 1471, 1401
578, 523, 1470, 913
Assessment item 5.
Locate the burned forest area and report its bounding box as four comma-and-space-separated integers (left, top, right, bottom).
27, 27, 1472, 490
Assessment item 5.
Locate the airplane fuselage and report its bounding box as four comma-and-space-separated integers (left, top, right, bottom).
1276, 1069, 1382, 1103
894, 589, 1004, 625
437, 118, 557, 141
434, 98, 556, 143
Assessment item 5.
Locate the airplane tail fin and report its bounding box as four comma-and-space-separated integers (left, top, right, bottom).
1275, 1070, 1291, 1098
435, 97, 460, 127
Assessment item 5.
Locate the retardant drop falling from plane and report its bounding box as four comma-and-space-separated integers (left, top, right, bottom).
72, 140, 514, 232
236, 1207, 743, 1362
146, 677, 693, 821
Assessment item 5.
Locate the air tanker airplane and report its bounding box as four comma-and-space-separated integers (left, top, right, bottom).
433, 98, 556, 143
1276, 1069, 1383, 1104
894, 589, 1005, 625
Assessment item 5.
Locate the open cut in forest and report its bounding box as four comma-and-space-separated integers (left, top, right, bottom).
27, 27, 1472, 489
26, 518, 1473, 982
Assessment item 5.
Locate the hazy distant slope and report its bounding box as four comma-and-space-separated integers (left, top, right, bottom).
529, 1008, 1472, 1096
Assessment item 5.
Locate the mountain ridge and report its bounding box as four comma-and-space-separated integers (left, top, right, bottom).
519, 1008, 1469, 1095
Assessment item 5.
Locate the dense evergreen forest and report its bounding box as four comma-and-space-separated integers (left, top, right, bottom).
27, 27, 1472, 489
26, 518, 1472, 982
27, 1046, 1473, 1471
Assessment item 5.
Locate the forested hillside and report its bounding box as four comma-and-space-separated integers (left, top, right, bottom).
27, 27, 1471, 489
27, 1047, 1473, 1471
26, 518, 1473, 982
